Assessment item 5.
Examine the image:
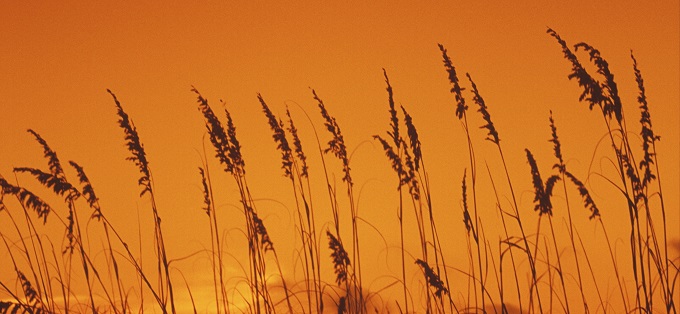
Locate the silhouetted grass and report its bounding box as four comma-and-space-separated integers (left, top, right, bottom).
0, 30, 676, 314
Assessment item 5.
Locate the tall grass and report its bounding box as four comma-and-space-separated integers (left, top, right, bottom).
0, 29, 677, 314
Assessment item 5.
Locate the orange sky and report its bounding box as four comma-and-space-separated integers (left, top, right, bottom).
1, 1, 678, 312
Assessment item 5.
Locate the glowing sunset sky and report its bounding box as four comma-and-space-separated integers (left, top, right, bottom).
1, 1, 678, 313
